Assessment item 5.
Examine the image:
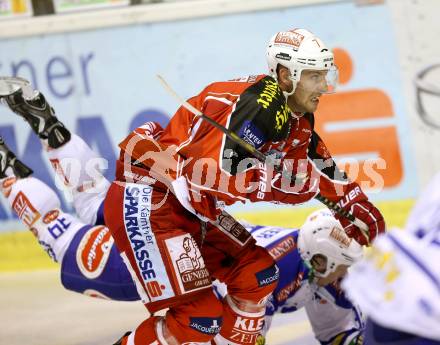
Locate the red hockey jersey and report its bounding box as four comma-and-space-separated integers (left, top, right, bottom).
118, 75, 354, 219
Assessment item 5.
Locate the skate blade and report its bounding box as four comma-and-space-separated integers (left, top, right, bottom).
0, 76, 34, 99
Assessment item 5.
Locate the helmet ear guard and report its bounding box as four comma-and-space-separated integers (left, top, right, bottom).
266, 28, 339, 96
297, 209, 364, 278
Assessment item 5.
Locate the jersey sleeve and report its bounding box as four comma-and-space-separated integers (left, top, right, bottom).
118, 121, 179, 187
305, 287, 364, 343
222, 76, 291, 175
237, 112, 362, 206
305, 115, 359, 203
308, 133, 350, 201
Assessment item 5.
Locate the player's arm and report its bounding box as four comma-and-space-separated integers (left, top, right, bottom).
221, 76, 290, 175
320, 329, 364, 345
305, 289, 364, 345
306, 120, 385, 245
118, 81, 213, 184
119, 115, 219, 221
118, 121, 176, 181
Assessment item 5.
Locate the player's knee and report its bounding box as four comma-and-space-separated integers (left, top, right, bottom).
166, 289, 224, 342
252, 250, 279, 299
228, 245, 279, 304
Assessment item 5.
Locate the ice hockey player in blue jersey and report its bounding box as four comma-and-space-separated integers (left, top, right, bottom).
343, 172, 440, 345
0, 135, 139, 301
216, 209, 365, 345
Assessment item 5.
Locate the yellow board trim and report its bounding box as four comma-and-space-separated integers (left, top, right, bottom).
233, 199, 414, 229
0, 199, 414, 272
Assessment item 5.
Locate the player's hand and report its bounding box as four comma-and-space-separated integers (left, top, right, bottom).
256, 335, 266, 345
334, 184, 385, 245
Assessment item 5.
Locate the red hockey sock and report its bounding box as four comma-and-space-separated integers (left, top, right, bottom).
214, 296, 266, 345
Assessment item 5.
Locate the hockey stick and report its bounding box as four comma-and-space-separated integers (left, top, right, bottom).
157, 75, 370, 242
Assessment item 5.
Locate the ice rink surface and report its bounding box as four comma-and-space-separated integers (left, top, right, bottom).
0, 270, 318, 345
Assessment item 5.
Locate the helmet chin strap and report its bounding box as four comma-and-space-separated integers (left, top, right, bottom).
281, 76, 304, 118
281, 72, 297, 97
304, 258, 335, 284
282, 80, 296, 99
273, 72, 304, 117
304, 260, 319, 283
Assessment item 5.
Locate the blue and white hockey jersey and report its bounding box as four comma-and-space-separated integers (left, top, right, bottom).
215, 224, 364, 344
61, 221, 363, 344
343, 172, 440, 345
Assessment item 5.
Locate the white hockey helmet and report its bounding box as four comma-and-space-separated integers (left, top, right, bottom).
266, 28, 338, 96
297, 209, 363, 278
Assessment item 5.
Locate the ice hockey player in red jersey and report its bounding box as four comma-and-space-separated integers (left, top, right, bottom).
3, 28, 385, 345
0, 134, 364, 345
101, 28, 386, 345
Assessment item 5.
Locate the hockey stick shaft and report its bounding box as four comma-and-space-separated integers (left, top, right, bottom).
156, 76, 268, 161
157, 75, 369, 238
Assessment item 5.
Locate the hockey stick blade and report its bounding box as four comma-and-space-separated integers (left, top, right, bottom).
156, 75, 370, 242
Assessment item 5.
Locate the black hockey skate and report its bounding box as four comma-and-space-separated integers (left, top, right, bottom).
0, 137, 33, 179
3, 89, 70, 149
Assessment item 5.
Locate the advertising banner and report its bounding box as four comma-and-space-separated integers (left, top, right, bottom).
54, 0, 129, 13
0, 0, 32, 19
0, 1, 416, 230
388, 0, 440, 186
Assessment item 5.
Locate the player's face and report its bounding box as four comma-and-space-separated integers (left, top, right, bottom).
316, 264, 349, 287
288, 70, 329, 113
